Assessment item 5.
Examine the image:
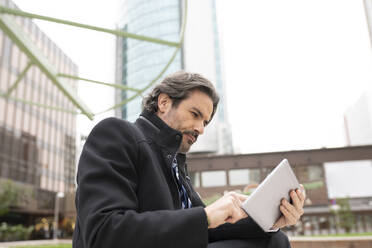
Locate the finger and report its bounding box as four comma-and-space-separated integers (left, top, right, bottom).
230, 195, 241, 210
235, 193, 249, 202
231, 196, 248, 219
281, 199, 300, 220
232, 208, 247, 223
294, 190, 305, 216
300, 184, 304, 191
290, 190, 302, 210
297, 188, 306, 204
284, 197, 304, 218
226, 195, 247, 223
225, 216, 234, 224
228, 208, 242, 223
282, 198, 297, 213
280, 205, 297, 225
299, 184, 306, 197
229, 192, 248, 203
272, 216, 285, 229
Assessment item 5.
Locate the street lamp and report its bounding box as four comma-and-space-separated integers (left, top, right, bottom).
53, 192, 65, 240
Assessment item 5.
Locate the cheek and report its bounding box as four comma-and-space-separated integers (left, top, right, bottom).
167, 111, 193, 131
175, 118, 190, 131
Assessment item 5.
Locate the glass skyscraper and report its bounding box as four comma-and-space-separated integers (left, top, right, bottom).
115, 0, 233, 154
115, 0, 183, 122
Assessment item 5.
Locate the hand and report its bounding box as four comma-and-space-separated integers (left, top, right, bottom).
272, 184, 306, 229
204, 192, 248, 229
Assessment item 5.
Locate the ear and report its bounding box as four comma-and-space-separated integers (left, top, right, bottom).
157, 93, 172, 114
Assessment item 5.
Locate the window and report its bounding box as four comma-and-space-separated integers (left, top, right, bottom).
308, 165, 323, 181
229, 168, 260, 186
189, 171, 200, 188
201, 170, 226, 187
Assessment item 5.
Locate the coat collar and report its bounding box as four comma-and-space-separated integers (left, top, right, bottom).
135, 110, 186, 164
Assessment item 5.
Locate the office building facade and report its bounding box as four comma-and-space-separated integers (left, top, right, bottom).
0, 0, 78, 215
115, 0, 233, 154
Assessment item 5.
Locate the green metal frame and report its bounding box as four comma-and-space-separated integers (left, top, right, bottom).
0, 93, 79, 115
0, 6, 180, 47
4, 61, 33, 97
0, 10, 94, 119
0, 0, 188, 119
56, 73, 141, 93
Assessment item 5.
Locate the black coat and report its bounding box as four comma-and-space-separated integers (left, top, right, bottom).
73, 110, 271, 248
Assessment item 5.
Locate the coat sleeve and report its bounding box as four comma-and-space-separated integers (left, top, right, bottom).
207, 217, 277, 242
187, 174, 276, 243
75, 118, 209, 248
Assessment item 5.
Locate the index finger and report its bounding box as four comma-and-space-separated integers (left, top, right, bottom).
227, 192, 249, 203
234, 192, 249, 203
230, 195, 248, 221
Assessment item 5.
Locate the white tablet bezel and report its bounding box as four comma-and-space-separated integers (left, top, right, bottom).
241, 159, 300, 231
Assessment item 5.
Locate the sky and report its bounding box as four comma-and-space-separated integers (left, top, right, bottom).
10, 0, 372, 154
217, 0, 372, 153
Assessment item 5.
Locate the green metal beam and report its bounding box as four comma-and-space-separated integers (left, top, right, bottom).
0, 12, 94, 120
56, 73, 141, 92
4, 61, 33, 97
0, 0, 188, 118
0, 6, 180, 47
0, 91, 79, 115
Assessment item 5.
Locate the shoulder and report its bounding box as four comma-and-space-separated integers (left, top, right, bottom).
87, 117, 141, 144
94, 117, 132, 129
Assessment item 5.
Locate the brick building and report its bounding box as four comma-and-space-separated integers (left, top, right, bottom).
187, 145, 372, 235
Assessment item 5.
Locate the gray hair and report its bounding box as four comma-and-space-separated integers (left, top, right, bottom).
142, 71, 219, 121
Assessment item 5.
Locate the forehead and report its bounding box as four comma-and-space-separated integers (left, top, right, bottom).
180, 90, 214, 119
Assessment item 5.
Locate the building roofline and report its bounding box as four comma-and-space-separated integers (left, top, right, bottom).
188, 145, 372, 160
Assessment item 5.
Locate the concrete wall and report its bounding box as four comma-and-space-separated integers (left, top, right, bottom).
290, 236, 372, 248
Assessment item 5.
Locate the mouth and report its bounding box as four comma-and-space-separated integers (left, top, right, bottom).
185, 133, 196, 144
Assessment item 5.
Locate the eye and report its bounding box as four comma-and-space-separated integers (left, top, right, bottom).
191, 112, 198, 118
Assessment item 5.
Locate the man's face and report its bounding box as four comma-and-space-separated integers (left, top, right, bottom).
157, 90, 213, 153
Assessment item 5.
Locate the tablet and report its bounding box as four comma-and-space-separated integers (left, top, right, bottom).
241, 159, 300, 231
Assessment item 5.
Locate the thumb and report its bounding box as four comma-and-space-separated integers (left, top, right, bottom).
272, 216, 285, 229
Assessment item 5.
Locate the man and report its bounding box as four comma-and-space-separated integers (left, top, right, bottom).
73, 71, 305, 248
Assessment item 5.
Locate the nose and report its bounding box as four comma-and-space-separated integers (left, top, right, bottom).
195, 121, 204, 135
